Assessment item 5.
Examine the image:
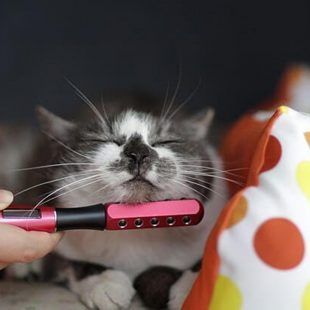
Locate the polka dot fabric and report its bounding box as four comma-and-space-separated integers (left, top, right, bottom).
183, 106, 310, 310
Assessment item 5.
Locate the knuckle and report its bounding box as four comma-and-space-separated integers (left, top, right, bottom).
19, 233, 53, 263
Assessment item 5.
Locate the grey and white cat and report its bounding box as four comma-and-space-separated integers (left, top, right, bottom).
2, 98, 228, 309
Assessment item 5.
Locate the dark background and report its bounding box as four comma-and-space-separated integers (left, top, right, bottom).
1, 1, 310, 124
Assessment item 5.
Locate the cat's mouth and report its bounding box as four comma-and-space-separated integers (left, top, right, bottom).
121, 175, 158, 203
126, 175, 155, 188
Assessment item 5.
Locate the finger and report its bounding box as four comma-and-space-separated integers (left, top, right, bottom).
0, 190, 13, 210
0, 223, 64, 264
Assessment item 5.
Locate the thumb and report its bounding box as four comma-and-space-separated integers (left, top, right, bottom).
0, 190, 14, 210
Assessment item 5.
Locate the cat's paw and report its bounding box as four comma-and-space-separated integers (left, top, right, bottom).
168, 270, 198, 310
73, 270, 135, 310
128, 295, 149, 310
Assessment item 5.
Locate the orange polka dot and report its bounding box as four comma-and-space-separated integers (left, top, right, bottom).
226, 196, 248, 228
305, 132, 310, 147
260, 135, 282, 173
254, 218, 304, 270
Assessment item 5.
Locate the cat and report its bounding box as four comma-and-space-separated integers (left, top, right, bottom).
2, 96, 228, 309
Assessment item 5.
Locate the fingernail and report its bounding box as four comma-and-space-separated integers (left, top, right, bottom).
0, 190, 13, 204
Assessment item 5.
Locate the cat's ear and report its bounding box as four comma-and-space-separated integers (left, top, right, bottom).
36, 106, 76, 141
186, 108, 215, 140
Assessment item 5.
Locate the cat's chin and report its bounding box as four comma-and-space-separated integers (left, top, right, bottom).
119, 178, 161, 204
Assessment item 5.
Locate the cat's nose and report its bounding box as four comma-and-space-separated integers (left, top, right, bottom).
124, 141, 152, 175
127, 152, 145, 163
123, 135, 157, 175
124, 147, 150, 166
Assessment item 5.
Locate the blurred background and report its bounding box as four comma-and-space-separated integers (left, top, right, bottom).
1, 1, 310, 124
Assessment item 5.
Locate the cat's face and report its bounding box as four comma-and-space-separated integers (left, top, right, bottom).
38, 107, 215, 207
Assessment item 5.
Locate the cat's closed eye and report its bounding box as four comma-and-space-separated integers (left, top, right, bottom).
151, 140, 183, 147
87, 139, 123, 146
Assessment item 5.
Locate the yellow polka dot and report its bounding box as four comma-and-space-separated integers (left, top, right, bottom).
296, 161, 310, 200
302, 283, 310, 310
279, 106, 289, 113
226, 196, 248, 228
209, 275, 242, 310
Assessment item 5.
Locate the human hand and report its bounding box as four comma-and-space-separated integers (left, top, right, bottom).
0, 189, 63, 269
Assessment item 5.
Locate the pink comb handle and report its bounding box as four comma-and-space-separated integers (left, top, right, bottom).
2, 199, 204, 232
0, 206, 56, 232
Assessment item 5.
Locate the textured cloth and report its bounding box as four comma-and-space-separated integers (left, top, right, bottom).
183, 65, 310, 309
0, 281, 86, 310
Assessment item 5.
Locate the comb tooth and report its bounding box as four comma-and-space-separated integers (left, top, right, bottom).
118, 219, 127, 229
150, 217, 159, 227
166, 216, 176, 226
134, 218, 143, 228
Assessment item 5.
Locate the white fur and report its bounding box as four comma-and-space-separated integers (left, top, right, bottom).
93, 143, 130, 187
70, 270, 135, 310
116, 110, 154, 142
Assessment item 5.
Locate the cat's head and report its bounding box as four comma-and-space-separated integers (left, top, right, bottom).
37, 106, 216, 207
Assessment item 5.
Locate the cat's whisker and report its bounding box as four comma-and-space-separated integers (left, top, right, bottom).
180, 165, 248, 172
182, 174, 229, 190
44, 132, 92, 161
34, 176, 104, 208
157, 167, 244, 187
34, 173, 103, 208
177, 164, 214, 171
179, 163, 249, 173
161, 64, 182, 124
14, 169, 102, 197
181, 174, 214, 186
180, 171, 244, 187
181, 176, 226, 200
159, 82, 170, 124
36, 188, 60, 199
170, 178, 209, 201
178, 158, 248, 166
177, 164, 246, 179
100, 95, 113, 132
166, 78, 202, 122
177, 159, 226, 164
91, 183, 110, 195
222, 167, 249, 173
65, 78, 106, 125
11, 162, 100, 172
171, 161, 245, 174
